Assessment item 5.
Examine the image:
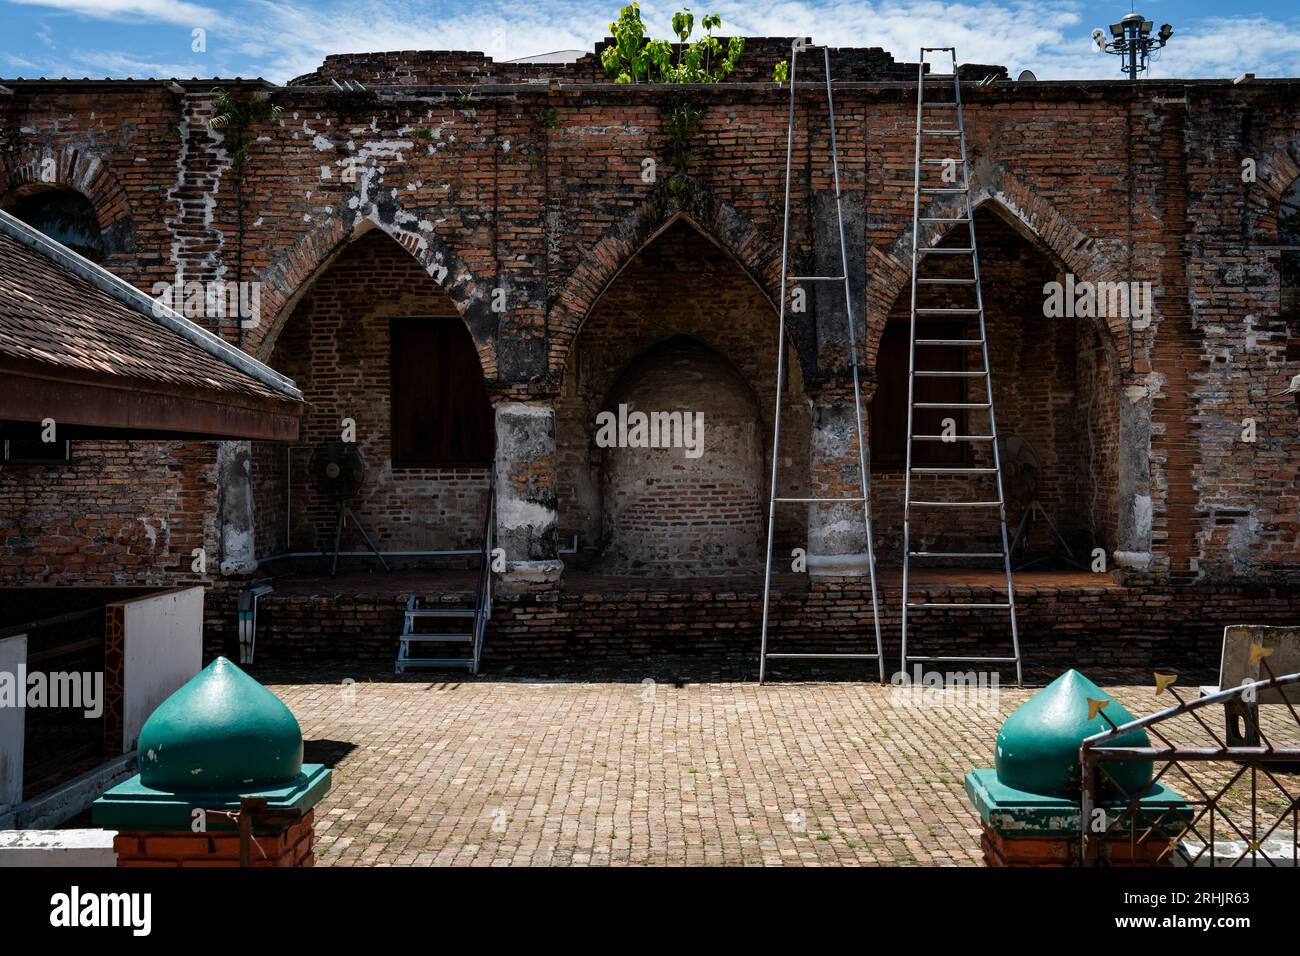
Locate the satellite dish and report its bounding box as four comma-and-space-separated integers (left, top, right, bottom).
1017, 69, 1038, 82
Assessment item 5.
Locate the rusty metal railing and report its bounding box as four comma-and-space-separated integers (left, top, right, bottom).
1079, 663, 1300, 866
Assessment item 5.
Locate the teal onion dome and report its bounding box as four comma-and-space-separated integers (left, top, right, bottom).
137, 657, 304, 791
995, 669, 1151, 798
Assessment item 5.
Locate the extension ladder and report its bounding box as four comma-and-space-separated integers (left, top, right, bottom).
758, 42, 884, 683
900, 47, 1021, 684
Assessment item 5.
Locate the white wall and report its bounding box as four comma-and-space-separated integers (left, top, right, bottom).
0, 635, 26, 810
116, 586, 204, 753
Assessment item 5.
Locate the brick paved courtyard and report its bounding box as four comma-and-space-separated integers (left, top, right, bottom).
254, 664, 1300, 867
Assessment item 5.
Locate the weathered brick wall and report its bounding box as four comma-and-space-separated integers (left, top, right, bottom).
2, 49, 1299, 593
260, 229, 491, 554
0, 441, 215, 585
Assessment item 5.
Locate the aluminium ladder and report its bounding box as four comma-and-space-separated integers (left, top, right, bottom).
900, 47, 1021, 684
758, 43, 884, 684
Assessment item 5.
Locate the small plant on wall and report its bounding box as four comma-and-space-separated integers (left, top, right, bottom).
207, 88, 282, 318
600, 4, 745, 193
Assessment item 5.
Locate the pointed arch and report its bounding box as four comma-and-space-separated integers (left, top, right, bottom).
0, 145, 137, 257
867, 176, 1130, 374
247, 201, 494, 379
547, 183, 796, 378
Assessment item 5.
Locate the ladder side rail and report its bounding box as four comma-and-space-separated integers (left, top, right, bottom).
758, 41, 801, 683
953, 49, 1022, 684
900, 51, 927, 677
822, 46, 885, 681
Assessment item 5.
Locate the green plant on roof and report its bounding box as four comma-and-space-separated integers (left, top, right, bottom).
600, 4, 744, 85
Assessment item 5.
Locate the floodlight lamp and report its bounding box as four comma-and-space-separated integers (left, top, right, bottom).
1110, 22, 1124, 38
1140, 20, 1153, 36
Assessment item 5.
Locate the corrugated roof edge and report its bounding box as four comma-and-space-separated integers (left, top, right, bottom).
0, 209, 302, 402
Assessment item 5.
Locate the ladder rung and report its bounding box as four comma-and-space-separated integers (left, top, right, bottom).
919, 217, 970, 223
775, 496, 866, 503
910, 467, 998, 474
922, 102, 958, 107
921, 129, 961, 136
908, 500, 1002, 508
915, 308, 981, 315
913, 370, 986, 378
906, 603, 1013, 610
914, 339, 984, 345
913, 401, 991, 409
912, 434, 994, 441
402, 633, 474, 643
919, 247, 974, 255
904, 656, 1019, 663
406, 608, 475, 618
909, 551, 1004, 558
764, 653, 880, 660
789, 275, 845, 282
917, 277, 975, 285
924, 74, 958, 80
920, 187, 968, 194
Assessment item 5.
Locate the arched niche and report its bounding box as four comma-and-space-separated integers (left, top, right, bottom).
598, 337, 764, 574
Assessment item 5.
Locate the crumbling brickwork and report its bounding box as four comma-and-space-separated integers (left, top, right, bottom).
3, 42, 1300, 659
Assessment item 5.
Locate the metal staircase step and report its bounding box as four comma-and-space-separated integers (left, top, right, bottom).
401, 632, 474, 643
406, 607, 475, 618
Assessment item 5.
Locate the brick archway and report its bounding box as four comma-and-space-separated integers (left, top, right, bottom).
547, 183, 793, 379
248, 209, 494, 379
866, 178, 1130, 376
0, 145, 137, 256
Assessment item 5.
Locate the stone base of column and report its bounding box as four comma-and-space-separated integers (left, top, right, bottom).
113, 810, 316, 868
498, 558, 565, 592
806, 551, 872, 577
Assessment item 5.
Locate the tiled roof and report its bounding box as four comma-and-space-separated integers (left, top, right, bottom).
0, 210, 300, 403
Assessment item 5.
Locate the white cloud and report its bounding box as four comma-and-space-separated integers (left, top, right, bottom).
8, 0, 222, 27
6, 0, 1300, 83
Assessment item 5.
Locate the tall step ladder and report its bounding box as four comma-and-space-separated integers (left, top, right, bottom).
901, 47, 1021, 684
758, 43, 884, 684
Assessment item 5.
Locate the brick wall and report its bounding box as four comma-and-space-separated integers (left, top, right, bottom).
2, 50, 1299, 598
0, 441, 215, 586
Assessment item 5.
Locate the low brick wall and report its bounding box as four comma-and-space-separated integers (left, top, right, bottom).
204, 576, 1300, 675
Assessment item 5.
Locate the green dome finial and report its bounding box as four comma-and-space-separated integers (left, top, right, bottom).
137, 656, 304, 791
995, 669, 1151, 798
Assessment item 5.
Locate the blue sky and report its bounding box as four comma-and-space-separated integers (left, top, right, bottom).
2, 0, 1298, 84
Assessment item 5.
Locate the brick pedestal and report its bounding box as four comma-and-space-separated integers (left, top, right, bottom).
978, 818, 1173, 867
113, 809, 316, 868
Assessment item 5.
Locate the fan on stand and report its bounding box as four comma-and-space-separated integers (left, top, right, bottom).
310, 441, 391, 577
1000, 434, 1083, 571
